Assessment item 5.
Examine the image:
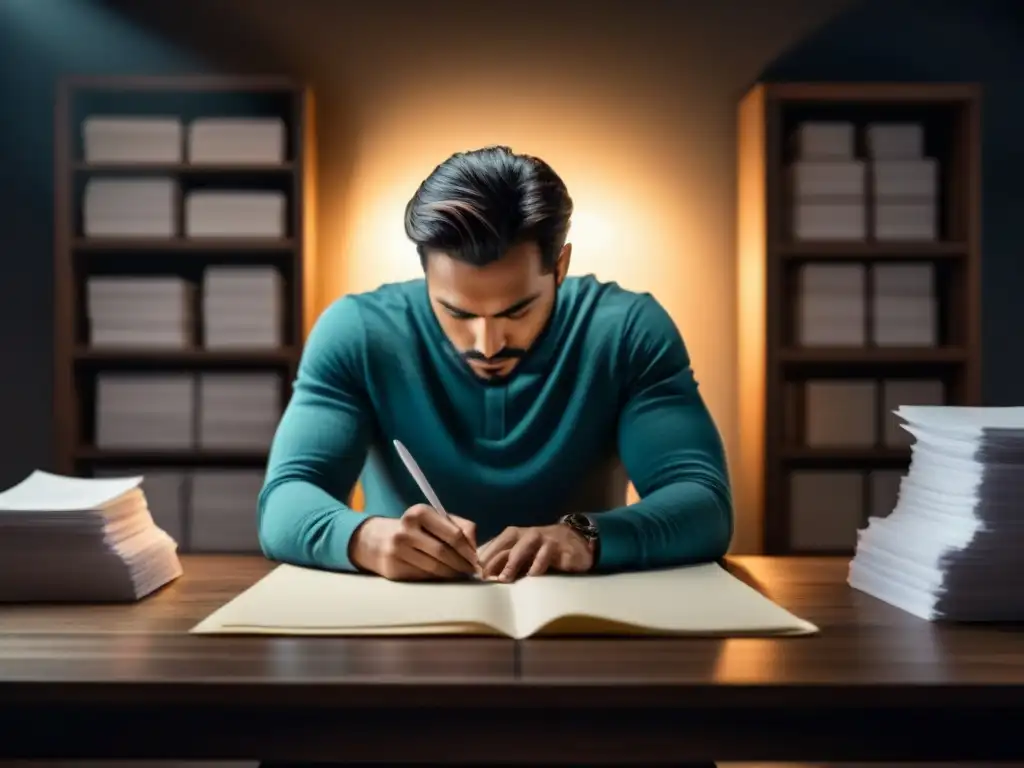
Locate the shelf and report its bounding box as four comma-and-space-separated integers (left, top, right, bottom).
73, 346, 300, 366
777, 241, 968, 259
75, 447, 270, 466
737, 81, 981, 556
74, 237, 295, 252
75, 162, 295, 175
782, 447, 911, 466
780, 346, 967, 364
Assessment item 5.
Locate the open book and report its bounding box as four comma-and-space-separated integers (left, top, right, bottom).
192, 560, 818, 638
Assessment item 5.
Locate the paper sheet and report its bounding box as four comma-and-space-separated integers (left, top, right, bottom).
191, 562, 818, 638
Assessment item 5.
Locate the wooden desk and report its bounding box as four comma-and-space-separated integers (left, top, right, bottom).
0, 556, 1021, 765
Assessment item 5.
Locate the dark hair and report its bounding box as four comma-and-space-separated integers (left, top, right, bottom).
404, 145, 573, 272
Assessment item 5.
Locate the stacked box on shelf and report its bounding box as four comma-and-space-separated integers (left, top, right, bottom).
82, 177, 177, 238
789, 122, 866, 241
198, 373, 281, 450
82, 116, 183, 164
187, 118, 286, 165
94, 373, 195, 449
871, 263, 938, 347
185, 191, 286, 239
86, 276, 193, 348
190, 470, 265, 552
202, 266, 284, 348
868, 123, 939, 241
804, 379, 877, 448
796, 263, 866, 347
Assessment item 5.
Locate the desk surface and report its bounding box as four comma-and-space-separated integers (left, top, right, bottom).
0, 555, 1022, 764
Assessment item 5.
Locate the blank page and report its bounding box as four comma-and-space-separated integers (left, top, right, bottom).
191, 564, 515, 636
508, 562, 818, 639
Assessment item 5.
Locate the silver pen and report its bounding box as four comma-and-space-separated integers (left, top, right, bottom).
393, 439, 451, 518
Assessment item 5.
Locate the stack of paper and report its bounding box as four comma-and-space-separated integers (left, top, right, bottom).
187, 118, 285, 165
83, 178, 177, 238
0, 471, 182, 602
81, 116, 183, 164
848, 406, 1024, 621
95, 373, 195, 450
789, 121, 866, 240
198, 373, 281, 450
202, 267, 283, 348
184, 191, 286, 238
87, 276, 192, 348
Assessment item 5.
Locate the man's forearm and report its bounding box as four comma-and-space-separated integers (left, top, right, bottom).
258, 479, 375, 572
589, 479, 732, 572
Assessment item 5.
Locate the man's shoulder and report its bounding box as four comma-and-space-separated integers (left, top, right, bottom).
565, 274, 672, 338
306, 279, 424, 364
317, 279, 423, 334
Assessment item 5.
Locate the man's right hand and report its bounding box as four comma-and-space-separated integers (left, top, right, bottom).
349, 504, 480, 581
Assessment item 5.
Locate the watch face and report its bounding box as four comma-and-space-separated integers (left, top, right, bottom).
566, 513, 597, 537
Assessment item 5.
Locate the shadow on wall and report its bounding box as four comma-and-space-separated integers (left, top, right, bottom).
757, 0, 1024, 408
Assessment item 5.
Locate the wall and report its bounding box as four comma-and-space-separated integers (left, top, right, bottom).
0, 0, 854, 553
8, 0, 1022, 554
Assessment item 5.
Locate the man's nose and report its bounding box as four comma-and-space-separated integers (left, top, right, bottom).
472, 319, 504, 359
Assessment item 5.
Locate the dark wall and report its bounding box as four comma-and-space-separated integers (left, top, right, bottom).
762, 0, 1024, 407
0, 0, 292, 487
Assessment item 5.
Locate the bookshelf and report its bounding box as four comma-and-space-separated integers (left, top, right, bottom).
736, 82, 981, 555
53, 75, 316, 553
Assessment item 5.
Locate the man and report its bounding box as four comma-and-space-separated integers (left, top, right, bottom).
258, 145, 732, 583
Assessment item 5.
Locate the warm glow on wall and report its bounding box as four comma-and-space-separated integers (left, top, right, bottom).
317, 78, 741, 540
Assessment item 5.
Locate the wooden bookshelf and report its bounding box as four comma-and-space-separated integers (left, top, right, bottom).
736, 82, 981, 555
53, 75, 316, 553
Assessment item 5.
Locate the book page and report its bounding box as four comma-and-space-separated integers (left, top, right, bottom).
507, 562, 818, 638
191, 564, 517, 636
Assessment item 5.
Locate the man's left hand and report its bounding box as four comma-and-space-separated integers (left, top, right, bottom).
478, 524, 594, 582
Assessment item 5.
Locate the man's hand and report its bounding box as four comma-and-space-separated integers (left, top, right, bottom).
478, 524, 594, 582
350, 505, 480, 581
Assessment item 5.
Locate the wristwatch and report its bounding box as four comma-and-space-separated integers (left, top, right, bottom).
559, 512, 600, 565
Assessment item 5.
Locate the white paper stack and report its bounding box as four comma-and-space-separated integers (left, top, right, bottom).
789, 121, 866, 240
190, 470, 265, 552
93, 469, 187, 545
198, 373, 281, 450
95, 373, 195, 450
202, 266, 283, 348
871, 263, 937, 346
82, 116, 183, 164
185, 191, 286, 238
849, 406, 1024, 621
83, 178, 177, 238
87, 276, 193, 348
0, 471, 182, 602
796, 263, 866, 346
187, 118, 286, 165
867, 123, 939, 240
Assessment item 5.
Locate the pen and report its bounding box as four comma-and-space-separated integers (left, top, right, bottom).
393, 439, 451, 519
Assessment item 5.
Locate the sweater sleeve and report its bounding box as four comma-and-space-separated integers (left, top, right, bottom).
590, 295, 734, 571
256, 297, 377, 572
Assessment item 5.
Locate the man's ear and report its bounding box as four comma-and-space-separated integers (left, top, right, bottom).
556, 243, 572, 285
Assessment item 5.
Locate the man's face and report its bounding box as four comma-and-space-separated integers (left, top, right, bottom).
425, 241, 570, 381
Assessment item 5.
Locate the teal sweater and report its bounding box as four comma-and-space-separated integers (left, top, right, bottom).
257, 274, 732, 572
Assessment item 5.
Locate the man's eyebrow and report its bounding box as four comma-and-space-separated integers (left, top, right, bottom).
437, 294, 541, 318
